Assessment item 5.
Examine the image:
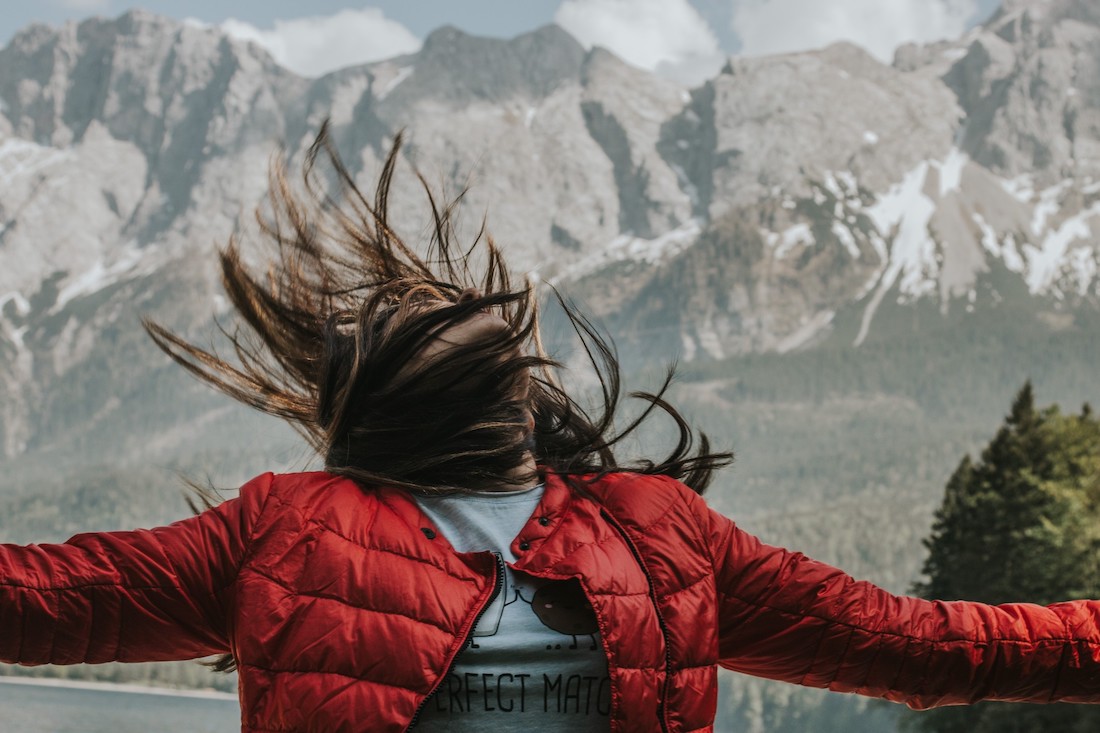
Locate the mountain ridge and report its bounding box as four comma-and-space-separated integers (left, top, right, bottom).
0, 5, 1098, 460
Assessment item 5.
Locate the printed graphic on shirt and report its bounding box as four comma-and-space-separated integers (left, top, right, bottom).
428, 671, 612, 718
416, 563, 611, 730
411, 489, 610, 729
529, 581, 600, 650
468, 557, 600, 653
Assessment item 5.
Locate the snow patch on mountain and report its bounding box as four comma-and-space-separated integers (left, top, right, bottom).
1024, 202, 1100, 296
835, 138, 1100, 347
0, 138, 71, 187
972, 213, 1026, 273
0, 293, 30, 354
767, 223, 815, 259
0, 292, 30, 317
823, 171, 859, 203
54, 240, 147, 311
375, 66, 414, 100
867, 160, 939, 298
935, 147, 967, 197
776, 310, 835, 354
831, 221, 861, 259
548, 219, 703, 284
1069, 248, 1097, 298
855, 159, 939, 346
1000, 175, 1035, 204
1030, 181, 1072, 237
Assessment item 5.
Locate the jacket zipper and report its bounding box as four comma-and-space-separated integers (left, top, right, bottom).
405, 552, 505, 730
601, 509, 673, 733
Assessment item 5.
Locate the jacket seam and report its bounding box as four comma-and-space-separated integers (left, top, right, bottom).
632, 493, 681, 534
308, 516, 477, 578
912, 636, 938, 700
884, 635, 913, 696
0, 579, 191, 592
680, 487, 721, 569
855, 629, 888, 693
538, 523, 621, 571
585, 585, 651, 598
144, 492, 272, 634
237, 661, 424, 693
1048, 616, 1073, 701
798, 623, 834, 685
243, 565, 461, 636
819, 625, 857, 688
237, 475, 287, 580
670, 662, 718, 672
718, 591, 1100, 646
657, 571, 710, 601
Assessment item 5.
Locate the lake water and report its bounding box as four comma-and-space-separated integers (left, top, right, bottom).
0, 678, 240, 732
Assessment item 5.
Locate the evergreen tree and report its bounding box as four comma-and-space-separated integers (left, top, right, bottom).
908, 383, 1100, 733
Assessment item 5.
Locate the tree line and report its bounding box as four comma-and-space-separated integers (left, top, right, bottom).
911, 382, 1100, 732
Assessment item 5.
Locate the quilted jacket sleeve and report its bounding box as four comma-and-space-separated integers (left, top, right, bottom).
0, 472, 273, 666
694, 496, 1100, 708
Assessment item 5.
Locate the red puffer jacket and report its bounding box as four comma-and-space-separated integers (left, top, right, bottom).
3, 470, 1100, 731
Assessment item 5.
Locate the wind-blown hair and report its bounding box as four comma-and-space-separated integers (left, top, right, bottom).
144, 122, 731, 495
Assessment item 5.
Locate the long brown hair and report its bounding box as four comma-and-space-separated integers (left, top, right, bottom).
145, 122, 731, 496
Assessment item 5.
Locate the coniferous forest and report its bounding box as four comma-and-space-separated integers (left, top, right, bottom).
909, 384, 1100, 733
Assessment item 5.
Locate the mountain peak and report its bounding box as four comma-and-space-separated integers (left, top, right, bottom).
523, 23, 584, 51
418, 22, 584, 66
420, 23, 466, 49
999, 0, 1053, 12
112, 8, 168, 31
393, 22, 584, 104
988, 0, 1100, 30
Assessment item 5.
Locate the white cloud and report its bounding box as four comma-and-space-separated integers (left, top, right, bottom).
554, 0, 722, 76
732, 0, 979, 63
655, 52, 728, 87
54, 0, 110, 9
222, 7, 421, 78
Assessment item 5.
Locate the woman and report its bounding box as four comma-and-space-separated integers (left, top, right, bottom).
2, 126, 1100, 733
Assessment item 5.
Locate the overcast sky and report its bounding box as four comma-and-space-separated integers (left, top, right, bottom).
5, 1, 1004, 80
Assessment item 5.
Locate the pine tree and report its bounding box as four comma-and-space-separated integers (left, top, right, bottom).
909, 383, 1100, 733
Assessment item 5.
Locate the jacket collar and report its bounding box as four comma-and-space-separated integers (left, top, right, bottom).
373, 470, 589, 571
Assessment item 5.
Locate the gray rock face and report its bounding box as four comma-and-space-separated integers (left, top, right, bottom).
387, 24, 585, 105
947, 0, 1100, 183
0, 10, 297, 229
663, 42, 959, 216
0, 6, 1099, 463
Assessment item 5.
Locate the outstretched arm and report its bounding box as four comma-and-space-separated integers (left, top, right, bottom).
693, 496, 1100, 708
0, 473, 272, 666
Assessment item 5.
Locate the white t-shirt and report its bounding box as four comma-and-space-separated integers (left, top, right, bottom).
411, 485, 611, 731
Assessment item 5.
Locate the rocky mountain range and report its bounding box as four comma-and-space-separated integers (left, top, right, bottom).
0, 4, 1097, 451
2, 1, 1099, 728
0, 0, 1095, 548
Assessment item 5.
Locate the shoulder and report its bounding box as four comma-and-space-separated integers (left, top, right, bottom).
262, 470, 366, 498
242, 471, 383, 533
579, 471, 706, 534
576, 471, 717, 581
